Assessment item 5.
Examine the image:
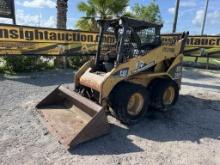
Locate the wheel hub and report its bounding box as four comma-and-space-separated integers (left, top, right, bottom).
127, 93, 144, 116
163, 86, 175, 105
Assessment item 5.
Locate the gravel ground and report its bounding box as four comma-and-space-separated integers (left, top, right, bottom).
0, 67, 220, 165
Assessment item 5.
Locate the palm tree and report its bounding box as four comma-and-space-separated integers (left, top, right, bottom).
127, 1, 162, 24
57, 0, 68, 29
76, 0, 129, 31
56, 0, 68, 68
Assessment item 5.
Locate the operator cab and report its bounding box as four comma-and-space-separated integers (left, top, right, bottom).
93, 16, 163, 72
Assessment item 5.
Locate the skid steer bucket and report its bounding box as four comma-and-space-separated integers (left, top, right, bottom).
36, 85, 109, 149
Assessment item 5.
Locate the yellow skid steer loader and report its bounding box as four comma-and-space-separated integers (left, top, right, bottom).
36, 17, 188, 149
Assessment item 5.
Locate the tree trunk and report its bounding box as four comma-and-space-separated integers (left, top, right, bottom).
55, 0, 68, 68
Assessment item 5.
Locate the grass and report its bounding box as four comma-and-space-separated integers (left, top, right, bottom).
184, 56, 220, 66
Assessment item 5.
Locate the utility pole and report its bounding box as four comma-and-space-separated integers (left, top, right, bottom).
201, 0, 209, 35
12, 0, 16, 25
195, 0, 210, 66
201, 0, 210, 69
172, 0, 180, 33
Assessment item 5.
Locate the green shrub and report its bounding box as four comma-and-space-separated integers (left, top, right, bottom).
3, 56, 54, 73
0, 55, 91, 74
67, 56, 90, 69
0, 57, 5, 73
0, 66, 4, 73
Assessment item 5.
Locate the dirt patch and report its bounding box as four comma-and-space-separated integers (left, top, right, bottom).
0, 68, 220, 165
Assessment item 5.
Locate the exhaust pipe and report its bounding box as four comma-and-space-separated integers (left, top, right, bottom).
36, 85, 109, 149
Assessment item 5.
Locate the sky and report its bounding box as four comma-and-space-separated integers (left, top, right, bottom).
0, 0, 220, 35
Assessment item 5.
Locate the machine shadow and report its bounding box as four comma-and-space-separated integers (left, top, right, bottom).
70, 94, 220, 155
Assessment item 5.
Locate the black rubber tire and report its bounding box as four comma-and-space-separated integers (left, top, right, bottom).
109, 82, 150, 125
150, 79, 179, 111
